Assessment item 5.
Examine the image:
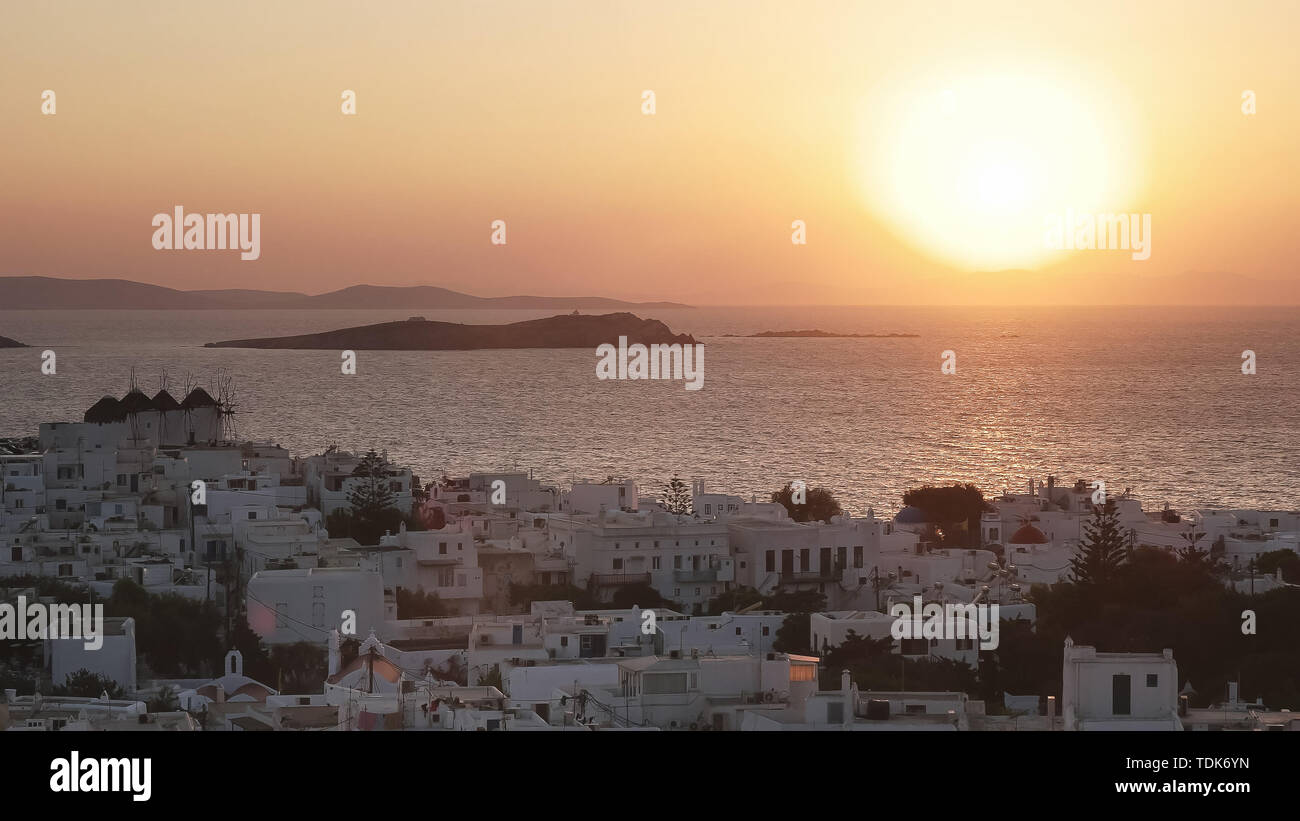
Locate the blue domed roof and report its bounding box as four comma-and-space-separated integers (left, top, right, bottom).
895, 505, 931, 524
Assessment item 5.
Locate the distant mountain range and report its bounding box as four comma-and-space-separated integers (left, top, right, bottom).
0, 277, 692, 311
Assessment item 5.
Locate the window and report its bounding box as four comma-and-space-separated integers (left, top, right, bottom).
765, 550, 775, 572
762, 625, 770, 636
853, 546, 863, 568
799, 548, 810, 571
56, 498, 67, 511
312, 602, 326, 627
1146, 674, 1159, 687
653, 540, 659, 548
674, 555, 682, 569
674, 588, 680, 596
457, 574, 466, 587
313, 586, 324, 599
612, 558, 623, 570
990, 528, 1000, 541
560, 636, 569, 647
652, 556, 660, 570
248, 511, 257, 520
735, 627, 743, 635
439, 542, 447, 555
1270, 518, 1279, 528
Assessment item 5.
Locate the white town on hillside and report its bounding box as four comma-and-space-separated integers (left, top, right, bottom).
1, 386, 1296, 732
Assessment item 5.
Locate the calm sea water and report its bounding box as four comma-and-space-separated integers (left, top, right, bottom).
1, 306, 1297, 514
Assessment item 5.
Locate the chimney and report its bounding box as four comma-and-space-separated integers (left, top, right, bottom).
215, 684, 226, 704
841, 669, 851, 694
1047, 694, 1057, 727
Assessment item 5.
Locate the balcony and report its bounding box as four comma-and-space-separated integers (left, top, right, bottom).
590, 572, 651, 587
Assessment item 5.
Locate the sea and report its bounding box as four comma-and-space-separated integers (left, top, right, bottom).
1, 306, 1296, 515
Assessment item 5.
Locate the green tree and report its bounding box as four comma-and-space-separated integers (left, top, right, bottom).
269, 642, 328, 694
349, 450, 396, 519
822, 629, 895, 669
52, 669, 124, 699
396, 586, 446, 619
1068, 499, 1130, 586
659, 475, 693, 515
1257, 549, 1300, 583
609, 582, 676, 610
707, 586, 825, 617
772, 483, 842, 523
148, 685, 180, 712
902, 483, 991, 547
772, 613, 811, 654
104, 578, 222, 677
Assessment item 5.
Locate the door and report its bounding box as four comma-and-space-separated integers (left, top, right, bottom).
781, 550, 794, 574
820, 548, 832, 574
1112, 674, 1131, 716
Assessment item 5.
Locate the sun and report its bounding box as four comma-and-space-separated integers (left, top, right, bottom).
856, 67, 1141, 272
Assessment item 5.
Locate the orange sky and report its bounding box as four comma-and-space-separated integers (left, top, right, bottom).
1, 1, 1297, 304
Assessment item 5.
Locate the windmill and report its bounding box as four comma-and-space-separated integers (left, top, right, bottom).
214, 369, 240, 442
151, 368, 183, 446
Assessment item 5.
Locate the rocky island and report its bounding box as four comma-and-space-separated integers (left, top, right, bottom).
205, 312, 696, 350
0, 335, 27, 348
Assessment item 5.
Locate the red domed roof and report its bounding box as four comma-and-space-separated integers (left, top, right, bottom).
1009, 523, 1049, 544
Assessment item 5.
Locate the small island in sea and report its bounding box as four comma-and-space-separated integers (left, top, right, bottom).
0, 335, 27, 348
205, 312, 696, 350
723, 329, 920, 338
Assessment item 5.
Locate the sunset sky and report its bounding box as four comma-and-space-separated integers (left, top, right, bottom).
1, 1, 1297, 305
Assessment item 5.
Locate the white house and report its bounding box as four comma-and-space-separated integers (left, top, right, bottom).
1061, 637, 1182, 730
